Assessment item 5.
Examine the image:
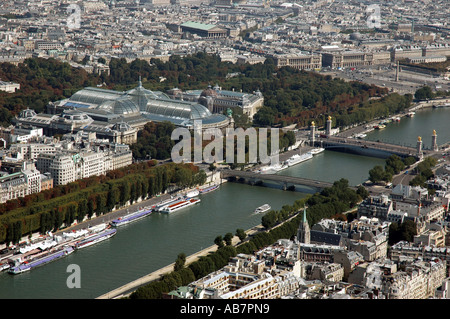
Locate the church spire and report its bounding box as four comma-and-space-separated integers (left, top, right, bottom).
297, 206, 310, 244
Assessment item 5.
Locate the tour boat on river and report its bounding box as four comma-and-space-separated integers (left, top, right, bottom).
159, 198, 201, 214
110, 207, 153, 227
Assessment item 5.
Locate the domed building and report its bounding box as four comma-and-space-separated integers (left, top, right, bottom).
167, 84, 264, 119
19, 108, 37, 119
350, 32, 363, 41
15, 80, 231, 144
46, 80, 231, 131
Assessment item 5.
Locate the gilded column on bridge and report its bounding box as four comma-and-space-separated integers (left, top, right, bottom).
326, 116, 332, 136
310, 121, 316, 146
417, 136, 423, 159
432, 130, 438, 152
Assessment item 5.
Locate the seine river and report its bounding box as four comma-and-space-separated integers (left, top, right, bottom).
1, 106, 449, 299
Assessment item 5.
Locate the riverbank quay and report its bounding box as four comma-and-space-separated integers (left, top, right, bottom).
0, 192, 176, 263
96, 225, 264, 299
96, 210, 301, 299
0, 169, 224, 254
337, 97, 449, 139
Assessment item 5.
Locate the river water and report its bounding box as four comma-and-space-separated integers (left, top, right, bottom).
364, 107, 450, 149
1, 106, 449, 299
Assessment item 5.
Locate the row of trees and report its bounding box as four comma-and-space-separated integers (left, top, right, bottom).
261, 197, 309, 229
130, 121, 297, 166
0, 54, 414, 132
409, 156, 438, 187
97, 55, 397, 129
0, 58, 100, 124
130, 121, 176, 160
129, 211, 301, 299
368, 154, 417, 184
305, 178, 367, 226
334, 93, 413, 129
0, 162, 206, 245
129, 177, 366, 299
129, 245, 238, 299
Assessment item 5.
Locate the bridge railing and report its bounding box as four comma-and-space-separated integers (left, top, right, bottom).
220, 170, 336, 189
318, 137, 416, 156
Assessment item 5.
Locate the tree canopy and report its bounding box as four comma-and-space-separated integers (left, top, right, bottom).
0, 54, 413, 131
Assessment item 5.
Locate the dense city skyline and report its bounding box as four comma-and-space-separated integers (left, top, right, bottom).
0, 0, 449, 308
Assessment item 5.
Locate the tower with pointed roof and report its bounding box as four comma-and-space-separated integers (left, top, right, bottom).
297, 207, 310, 244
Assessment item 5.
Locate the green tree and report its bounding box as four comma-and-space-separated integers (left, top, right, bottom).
261, 210, 277, 229
224, 232, 234, 246
403, 156, 417, 167
356, 185, 369, 199
285, 130, 296, 147
389, 220, 417, 245
174, 252, 187, 272
214, 235, 224, 248
385, 155, 405, 174
77, 199, 88, 223
368, 165, 385, 183
414, 86, 433, 100
235, 228, 247, 241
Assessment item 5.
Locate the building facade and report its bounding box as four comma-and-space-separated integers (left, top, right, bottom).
272, 53, 322, 70
382, 259, 446, 299
14, 81, 231, 139
0, 80, 20, 93
167, 84, 264, 119
180, 21, 228, 39
0, 172, 27, 203
0, 161, 43, 203
36, 146, 132, 186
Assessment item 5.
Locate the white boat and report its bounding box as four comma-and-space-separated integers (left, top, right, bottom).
159, 198, 201, 214
0, 262, 10, 272
110, 207, 152, 227
269, 163, 288, 172
154, 196, 184, 211
185, 189, 200, 198
286, 152, 313, 167
259, 163, 288, 174
259, 166, 276, 174
310, 148, 325, 155
8, 245, 74, 275
199, 184, 219, 194
74, 228, 117, 250
254, 204, 271, 214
